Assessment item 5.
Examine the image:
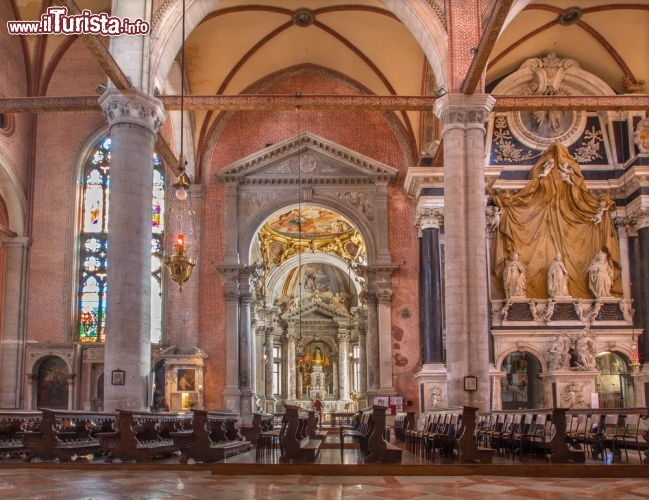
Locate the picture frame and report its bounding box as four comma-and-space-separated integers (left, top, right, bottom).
177, 368, 195, 392
111, 369, 125, 385
464, 375, 478, 391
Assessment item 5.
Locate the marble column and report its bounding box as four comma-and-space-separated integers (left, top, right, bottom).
337, 331, 350, 400
417, 207, 444, 364
264, 327, 275, 408
238, 270, 254, 418
434, 94, 495, 410
219, 266, 241, 412
364, 292, 379, 397
358, 325, 368, 400
98, 89, 165, 411
0, 237, 29, 408
630, 209, 649, 371
286, 330, 297, 400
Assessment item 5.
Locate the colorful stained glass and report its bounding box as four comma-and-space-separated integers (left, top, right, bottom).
78, 137, 165, 343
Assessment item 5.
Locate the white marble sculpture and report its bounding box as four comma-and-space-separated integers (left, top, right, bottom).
587, 251, 613, 299
503, 251, 526, 298
547, 253, 571, 298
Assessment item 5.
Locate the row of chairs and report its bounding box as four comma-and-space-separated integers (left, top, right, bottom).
475, 412, 551, 458
405, 410, 463, 460
565, 412, 648, 463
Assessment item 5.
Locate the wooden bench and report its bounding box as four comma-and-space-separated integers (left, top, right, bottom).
0, 410, 41, 459
171, 410, 251, 463
385, 411, 409, 442
22, 409, 115, 462
362, 405, 403, 464
99, 410, 191, 463
279, 405, 322, 463
340, 408, 371, 460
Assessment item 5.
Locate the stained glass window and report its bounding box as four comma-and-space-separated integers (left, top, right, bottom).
78, 137, 164, 343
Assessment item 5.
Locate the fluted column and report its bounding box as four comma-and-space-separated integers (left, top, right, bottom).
337, 332, 350, 400
99, 89, 165, 411
434, 94, 495, 410
0, 237, 29, 408
358, 324, 368, 399
417, 207, 444, 364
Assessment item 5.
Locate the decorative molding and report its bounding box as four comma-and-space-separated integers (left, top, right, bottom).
98, 89, 166, 134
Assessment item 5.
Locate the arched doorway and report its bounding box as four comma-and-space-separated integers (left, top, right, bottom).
251, 204, 366, 412
35, 356, 70, 409
500, 351, 544, 409
595, 351, 634, 408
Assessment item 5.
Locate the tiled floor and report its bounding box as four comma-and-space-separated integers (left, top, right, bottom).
0, 469, 648, 499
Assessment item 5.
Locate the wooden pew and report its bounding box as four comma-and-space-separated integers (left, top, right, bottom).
171, 410, 251, 463
279, 405, 322, 463
362, 405, 403, 464
243, 412, 274, 444
22, 409, 115, 462
0, 410, 41, 459
99, 410, 191, 462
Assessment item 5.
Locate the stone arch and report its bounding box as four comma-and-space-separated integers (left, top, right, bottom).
0, 148, 26, 236
149, 0, 449, 93
496, 346, 548, 374
242, 197, 375, 268
31, 355, 72, 410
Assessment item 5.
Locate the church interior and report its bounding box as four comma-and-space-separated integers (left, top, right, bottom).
0, 0, 649, 494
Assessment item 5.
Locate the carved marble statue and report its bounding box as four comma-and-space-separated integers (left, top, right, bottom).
591, 194, 613, 225
503, 251, 526, 298
588, 251, 613, 299
572, 330, 597, 371
547, 334, 571, 370
547, 253, 571, 298
537, 159, 555, 178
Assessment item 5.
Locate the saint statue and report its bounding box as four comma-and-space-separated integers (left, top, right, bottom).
503, 251, 526, 298
547, 253, 571, 298
588, 251, 613, 299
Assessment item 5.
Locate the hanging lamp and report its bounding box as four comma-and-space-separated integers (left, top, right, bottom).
165, 0, 196, 291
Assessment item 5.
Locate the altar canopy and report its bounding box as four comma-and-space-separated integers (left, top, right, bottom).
491, 143, 621, 300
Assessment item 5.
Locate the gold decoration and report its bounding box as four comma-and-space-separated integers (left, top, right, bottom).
165, 234, 196, 291
258, 223, 365, 266
491, 143, 621, 300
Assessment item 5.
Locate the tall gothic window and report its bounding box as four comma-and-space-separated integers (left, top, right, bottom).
78, 136, 165, 343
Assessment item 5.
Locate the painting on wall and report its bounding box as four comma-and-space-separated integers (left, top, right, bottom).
177, 368, 195, 392
37, 357, 69, 409
268, 206, 353, 238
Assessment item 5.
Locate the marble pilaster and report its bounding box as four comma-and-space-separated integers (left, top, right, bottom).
630, 208, 649, 376
218, 265, 241, 412
0, 237, 29, 408
238, 270, 254, 419
99, 89, 165, 411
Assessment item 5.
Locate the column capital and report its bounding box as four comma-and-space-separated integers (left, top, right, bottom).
99, 89, 166, 135
629, 208, 649, 231
433, 94, 495, 130
1, 236, 30, 248
416, 207, 444, 233
337, 333, 350, 342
